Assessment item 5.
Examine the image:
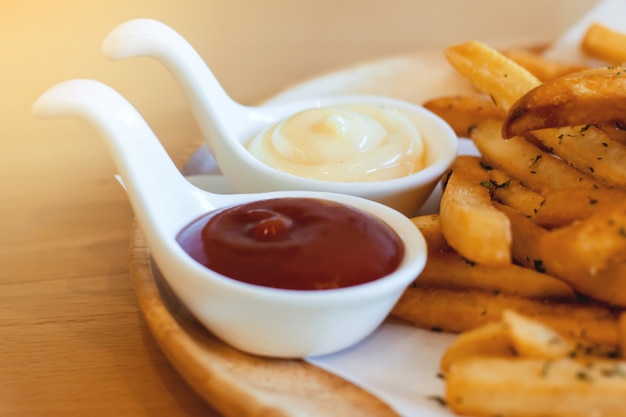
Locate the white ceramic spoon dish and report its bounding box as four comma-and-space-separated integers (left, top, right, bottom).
33, 79, 428, 359
101, 19, 457, 216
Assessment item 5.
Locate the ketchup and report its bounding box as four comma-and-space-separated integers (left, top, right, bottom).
177, 198, 404, 290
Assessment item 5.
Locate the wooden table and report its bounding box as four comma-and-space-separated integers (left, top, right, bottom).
0, 1, 597, 415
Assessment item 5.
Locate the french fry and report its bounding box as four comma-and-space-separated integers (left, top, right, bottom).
533, 187, 626, 228
392, 286, 619, 346
422, 94, 505, 137
411, 210, 575, 300
444, 40, 540, 111
528, 126, 626, 188
494, 202, 547, 271
471, 119, 603, 193
430, 31, 626, 417
502, 310, 574, 359
409, 214, 450, 253
488, 169, 545, 219
440, 322, 514, 373
539, 201, 626, 307
502, 48, 588, 81
415, 249, 575, 301
439, 155, 511, 265
446, 357, 626, 417
502, 67, 626, 138
582, 23, 626, 65
539, 199, 626, 296
597, 121, 626, 146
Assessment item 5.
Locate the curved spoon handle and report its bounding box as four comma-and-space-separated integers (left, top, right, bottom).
102, 18, 245, 149
33, 79, 212, 235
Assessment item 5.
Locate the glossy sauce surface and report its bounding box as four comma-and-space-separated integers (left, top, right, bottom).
246, 104, 426, 182
177, 198, 404, 290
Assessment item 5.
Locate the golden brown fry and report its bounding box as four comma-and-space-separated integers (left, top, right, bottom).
488, 169, 545, 219
502, 310, 574, 359
392, 286, 619, 346
446, 357, 626, 417
533, 187, 626, 228
440, 322, 514, 373
409, 214, 450, 253
582, 23, 626, 65
412, 209, 574, 300
568, 261, 626, 308
502, 48, 588, 82
471, 119, 603, 193
503, 67, 626, 138
422, 95, 505, 137
494, 202, 547, 271
439, 155, 511, 265
539, 200, 626, 307
529, 125, 626, 188
445, 41, 540, 111
416, 249, 575, 301
540, 199, 626, 303
597, 121, 626, 146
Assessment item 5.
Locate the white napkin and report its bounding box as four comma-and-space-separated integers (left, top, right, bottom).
305, 1, 624, 415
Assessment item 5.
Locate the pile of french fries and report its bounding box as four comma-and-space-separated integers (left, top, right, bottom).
392, 23, 626, 416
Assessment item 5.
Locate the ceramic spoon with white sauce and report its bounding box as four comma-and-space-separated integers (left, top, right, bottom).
33, 79, 428, 358
101, 18, 457, 216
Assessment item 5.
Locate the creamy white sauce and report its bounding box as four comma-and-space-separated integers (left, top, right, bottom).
245, 104, 426, 182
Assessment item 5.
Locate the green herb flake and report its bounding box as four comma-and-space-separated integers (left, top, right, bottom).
575, 370, 593, 383
541, 360, 553, 378
533, 259, 546, 273
427, 395, 448, 407
530, 155, 542, 166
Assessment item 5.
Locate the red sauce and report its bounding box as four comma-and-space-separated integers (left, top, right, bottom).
177, 198, 404, 290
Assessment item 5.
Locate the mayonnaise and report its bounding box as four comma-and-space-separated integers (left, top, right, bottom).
245, 104, 426, 182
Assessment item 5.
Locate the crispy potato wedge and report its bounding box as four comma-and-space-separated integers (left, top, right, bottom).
503, 67, 626, 138
446, 357, 626, 417
471, 119, 603, 193
444, 41, 540, 111
415, 249, 575, 301
439, 155, 511, 265
529, 125, 626, 188
533, 187, 626, 228
502, 310, 574, 359
582, 23, 626, 65
440, 322, 514, 373
422, 94, 505, 137
503, 48, 588, 81
392, 287, 619, 346
540, 199, 626, 279
539, 200, 626, 307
